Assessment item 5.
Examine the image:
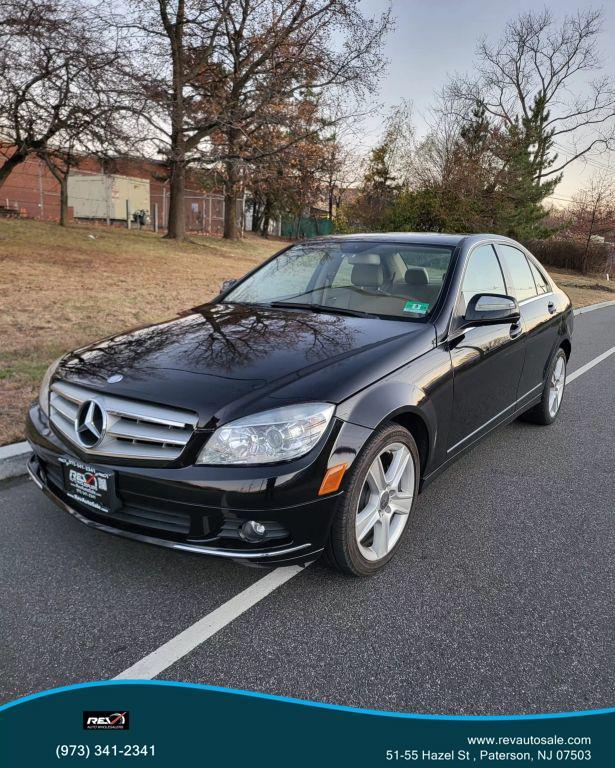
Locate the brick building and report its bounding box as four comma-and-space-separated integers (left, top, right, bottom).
0, 150, 237, 234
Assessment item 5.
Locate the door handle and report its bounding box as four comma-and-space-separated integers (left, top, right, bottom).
547, 301, 556, 314
509, 321, 523, 339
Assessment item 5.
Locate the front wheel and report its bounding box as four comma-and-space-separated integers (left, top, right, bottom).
325, 424, 420, 576
520, 348, 567, 425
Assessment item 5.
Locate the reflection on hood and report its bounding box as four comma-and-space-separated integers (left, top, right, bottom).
59, 303, 419, 383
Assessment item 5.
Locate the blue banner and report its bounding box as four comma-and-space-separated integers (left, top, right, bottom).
0, 681, 612, 766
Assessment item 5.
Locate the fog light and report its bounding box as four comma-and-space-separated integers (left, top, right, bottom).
240, 520, 267, 543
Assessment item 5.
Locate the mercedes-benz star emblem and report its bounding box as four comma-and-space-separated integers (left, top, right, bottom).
75, 400, 106, 448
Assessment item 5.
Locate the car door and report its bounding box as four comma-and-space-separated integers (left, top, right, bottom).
446, 243, 526, 454
495, 244, 560, 410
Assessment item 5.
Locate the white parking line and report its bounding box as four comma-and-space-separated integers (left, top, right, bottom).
566, 346, 615, 384
114, 565, 305, 679
113, 344, 615, 681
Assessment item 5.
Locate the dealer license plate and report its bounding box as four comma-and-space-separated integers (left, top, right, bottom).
59, 456, 118, 514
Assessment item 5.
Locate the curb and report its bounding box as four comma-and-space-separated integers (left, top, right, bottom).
0, 441, 30, 482
573, 299, 615, 316
1, 299, 614, 483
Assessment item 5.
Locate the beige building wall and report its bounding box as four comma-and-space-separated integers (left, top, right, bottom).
68, 174, 150, 220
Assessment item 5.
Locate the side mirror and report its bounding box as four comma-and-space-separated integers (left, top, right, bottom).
463, 293, 520, 326
220, 278, 238, 293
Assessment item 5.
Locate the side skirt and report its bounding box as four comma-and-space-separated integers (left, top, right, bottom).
419, 393, 542, 491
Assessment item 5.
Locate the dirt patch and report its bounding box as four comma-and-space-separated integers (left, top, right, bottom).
548, 268, 615, 308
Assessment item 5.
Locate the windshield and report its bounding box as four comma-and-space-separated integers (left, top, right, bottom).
223, 241, 454, 319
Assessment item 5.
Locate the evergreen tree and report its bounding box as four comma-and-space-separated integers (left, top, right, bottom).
495, 94, 561, 239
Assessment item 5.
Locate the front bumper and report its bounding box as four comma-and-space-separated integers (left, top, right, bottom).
26, 403, 369, 565
27, 455, 316, 563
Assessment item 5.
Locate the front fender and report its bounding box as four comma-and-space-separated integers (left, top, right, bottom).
338, 380, 432, 429
335, 346, 454, 477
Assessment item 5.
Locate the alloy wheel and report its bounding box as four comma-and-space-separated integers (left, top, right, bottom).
355, 442, 415, 561
548, 355, 566, 418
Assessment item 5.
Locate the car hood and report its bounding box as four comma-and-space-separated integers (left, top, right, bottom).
56, 303, 435, 427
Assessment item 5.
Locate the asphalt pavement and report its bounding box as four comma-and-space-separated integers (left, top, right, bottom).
1, 305, 613, 714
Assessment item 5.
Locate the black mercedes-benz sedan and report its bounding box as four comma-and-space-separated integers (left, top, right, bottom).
27, 233, 573, 575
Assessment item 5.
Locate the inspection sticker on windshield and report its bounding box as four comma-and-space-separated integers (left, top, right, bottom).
403, 301, 430, 314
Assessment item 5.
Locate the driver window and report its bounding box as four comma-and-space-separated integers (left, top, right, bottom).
457, 244, 506, 317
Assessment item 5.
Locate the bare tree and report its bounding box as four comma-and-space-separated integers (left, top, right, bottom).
247, 102, 328, 236
318, 103, 384, 222
568, 174, 615, 273
36, 44, 127, 226
109, 0, 223, 241
444, 8, 615, 181
190, 0, 392, 239
207, 0, 390, 238
36, 103, 130, 226
0, 0, 121, 192
321, 135, 361, 221
414, 88, 475, 188
112, 1, 390, 240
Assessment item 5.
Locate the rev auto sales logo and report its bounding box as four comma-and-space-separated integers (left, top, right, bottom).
70, 469, 105, 491
83, 711, 130, 730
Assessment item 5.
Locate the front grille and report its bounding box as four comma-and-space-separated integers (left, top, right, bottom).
49, 380, 198, 462
105, 502, 191, 535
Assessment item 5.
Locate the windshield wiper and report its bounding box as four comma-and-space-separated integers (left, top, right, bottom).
268, 301, 376, 318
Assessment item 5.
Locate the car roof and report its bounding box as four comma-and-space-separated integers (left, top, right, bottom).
309, 232, 520, 248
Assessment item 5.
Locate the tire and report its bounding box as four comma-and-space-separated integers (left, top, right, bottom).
520, 347, 567, 425
325, 424, 420, 576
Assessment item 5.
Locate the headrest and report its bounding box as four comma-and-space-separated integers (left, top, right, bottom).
405, 267, 429, 286
347, 253, 381, 265
351, 263, 383, 288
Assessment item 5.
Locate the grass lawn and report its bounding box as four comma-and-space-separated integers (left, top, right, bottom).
1, 219, 614, 446
544, 268, 615, 309
0, 219, 285, 445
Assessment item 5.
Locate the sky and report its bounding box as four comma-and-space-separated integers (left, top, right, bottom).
356, 0, 615, 203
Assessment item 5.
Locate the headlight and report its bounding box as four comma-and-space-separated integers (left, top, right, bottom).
38, 357, 62, 417
197, 403, 335, 465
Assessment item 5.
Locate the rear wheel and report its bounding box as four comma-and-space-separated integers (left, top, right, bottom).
520, 348, 567, 425
325, 424, 419, 576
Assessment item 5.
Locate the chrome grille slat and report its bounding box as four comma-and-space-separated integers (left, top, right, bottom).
105, 405, 188, 428
50, 409, 75, 440
49, 381, 197, 462
106, 418, 192, 446
49, 392, 79, 421
53, 387, 82, 405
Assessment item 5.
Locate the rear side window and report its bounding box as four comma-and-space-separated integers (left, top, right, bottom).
497, 245, 537, 302
458, 244, 506, 314
528, 259, 551, 295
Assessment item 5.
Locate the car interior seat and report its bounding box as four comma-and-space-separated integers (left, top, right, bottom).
350, 262, 384, 291
389, 266, 440, 307
348, 255, 383, 308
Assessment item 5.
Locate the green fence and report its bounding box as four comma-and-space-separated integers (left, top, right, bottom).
281, 216, 334, 239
